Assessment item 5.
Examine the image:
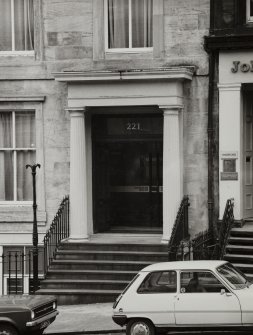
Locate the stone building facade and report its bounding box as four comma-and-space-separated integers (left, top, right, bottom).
0, 0, 210, 272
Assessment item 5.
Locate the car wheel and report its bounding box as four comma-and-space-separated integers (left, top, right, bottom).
0, 325, 18, 335
126, 319, 155, 335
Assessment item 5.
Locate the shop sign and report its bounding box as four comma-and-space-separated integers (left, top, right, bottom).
231, 61, 253, 73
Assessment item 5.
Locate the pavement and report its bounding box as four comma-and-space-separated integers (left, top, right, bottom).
45, 303, 124, 334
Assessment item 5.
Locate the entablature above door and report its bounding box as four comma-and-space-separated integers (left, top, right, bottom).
54, 67, 195, 109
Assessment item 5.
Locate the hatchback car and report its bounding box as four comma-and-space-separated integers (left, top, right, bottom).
0, 295, 58, 335
112, 260, 253, 335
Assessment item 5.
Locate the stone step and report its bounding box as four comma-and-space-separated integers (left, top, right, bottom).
228, 236, 253, 245
228, 263, 253, 274
46, 269, 138, 281
40, 279, 129, 291
37, 288, 120, 305
230, 228, 253, 237
59, 242, 167, 253
226, 244, 253, 254
224, 253, 253, 266
55, 250, 168, 262
50, 259, 153, 271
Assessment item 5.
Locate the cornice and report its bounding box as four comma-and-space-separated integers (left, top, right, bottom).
54, 67, 195, 82
0, 96, 46, 102
205, 34, 253, 52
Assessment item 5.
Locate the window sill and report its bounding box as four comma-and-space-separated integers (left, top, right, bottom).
0, 51, 34, 57
105, 47, 153, 54
0, 205, 46, 223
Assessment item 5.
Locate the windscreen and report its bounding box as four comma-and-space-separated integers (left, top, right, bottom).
217, 263, 251, 289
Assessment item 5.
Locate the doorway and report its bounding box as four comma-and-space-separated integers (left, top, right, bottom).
243, 91, 253, 218
92, 114, 163, 233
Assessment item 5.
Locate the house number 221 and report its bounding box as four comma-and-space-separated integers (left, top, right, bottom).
126, 122, 141, 130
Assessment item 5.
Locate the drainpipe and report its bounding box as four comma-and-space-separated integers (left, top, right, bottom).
207, 47, 218, 239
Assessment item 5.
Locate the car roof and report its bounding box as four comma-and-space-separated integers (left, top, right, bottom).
141, 260, 228, 272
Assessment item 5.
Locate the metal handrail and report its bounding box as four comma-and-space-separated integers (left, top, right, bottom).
214, 198, 234, 260
43, 196, 69, 273
168, 196, 190, 261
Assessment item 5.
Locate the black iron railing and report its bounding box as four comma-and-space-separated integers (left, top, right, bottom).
192, 229, 215, 260
168, 196, 190, 261
43, 196, 69, 273
213, 198, 234, 260
168, 198, 235, 262
1, 250, 44, 295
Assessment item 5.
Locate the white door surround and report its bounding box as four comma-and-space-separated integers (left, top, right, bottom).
219, 51, 253, 221
54, 67, 194, 241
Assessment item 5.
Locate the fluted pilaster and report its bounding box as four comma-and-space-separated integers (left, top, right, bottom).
161, 106, 182, 242
69, 108, 88, 239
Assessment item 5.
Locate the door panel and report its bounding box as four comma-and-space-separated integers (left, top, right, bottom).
244, 93, 253, 218
174, 293, 241, 325
175, 271, 241, 325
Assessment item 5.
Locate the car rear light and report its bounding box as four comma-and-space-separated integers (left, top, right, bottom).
31, 311, 35, 320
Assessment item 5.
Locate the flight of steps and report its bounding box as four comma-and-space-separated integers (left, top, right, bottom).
224, 223, 253, 280
37, 241, 168, 305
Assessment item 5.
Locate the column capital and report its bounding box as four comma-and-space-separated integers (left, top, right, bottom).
159, 105, 184, 115
66, 107, 87, 117
217, 83, 242, 92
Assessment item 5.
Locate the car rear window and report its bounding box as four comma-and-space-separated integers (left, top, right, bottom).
137, 271, 177, 294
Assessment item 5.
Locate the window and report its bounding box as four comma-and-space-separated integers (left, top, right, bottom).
180, 271, 229, 293
217, 263, 251, 289
105, 0, 153, 50
0, 111, 36, 202
0, 0, 34, 52
247, 0, 253, 22
138, 271, 177, 293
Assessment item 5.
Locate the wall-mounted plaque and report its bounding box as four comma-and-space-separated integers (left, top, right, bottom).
221, 151, 238, 159
220, 172, 238, 181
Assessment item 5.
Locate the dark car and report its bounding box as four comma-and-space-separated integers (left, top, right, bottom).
0, 295, 59, 335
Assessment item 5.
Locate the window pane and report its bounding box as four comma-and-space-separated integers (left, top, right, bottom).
0, 151, 14, 200
14, 0, 34, 50
16, 112, 35, 148
0, 0, 12, 51
17, 150, 35, 201
181, 271, 227, 293
132, 0, 153, 47
138, 271, 177, 293
108, 0, 129, 48
217, 263, 249, 289
0, 112, 13, 148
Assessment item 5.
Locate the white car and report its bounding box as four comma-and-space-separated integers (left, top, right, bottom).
112, 260, 253, 335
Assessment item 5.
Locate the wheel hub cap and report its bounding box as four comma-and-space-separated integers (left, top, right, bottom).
132, 323, 150, 335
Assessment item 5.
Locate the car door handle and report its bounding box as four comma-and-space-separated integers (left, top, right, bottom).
226, 292, 233, 297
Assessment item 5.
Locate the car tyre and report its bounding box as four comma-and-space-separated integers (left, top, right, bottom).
0, 325, 18, 335
126, 319, 155, 335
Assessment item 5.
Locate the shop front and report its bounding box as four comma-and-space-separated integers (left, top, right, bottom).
54, 67, 194, 241
219, 51, 253, 222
